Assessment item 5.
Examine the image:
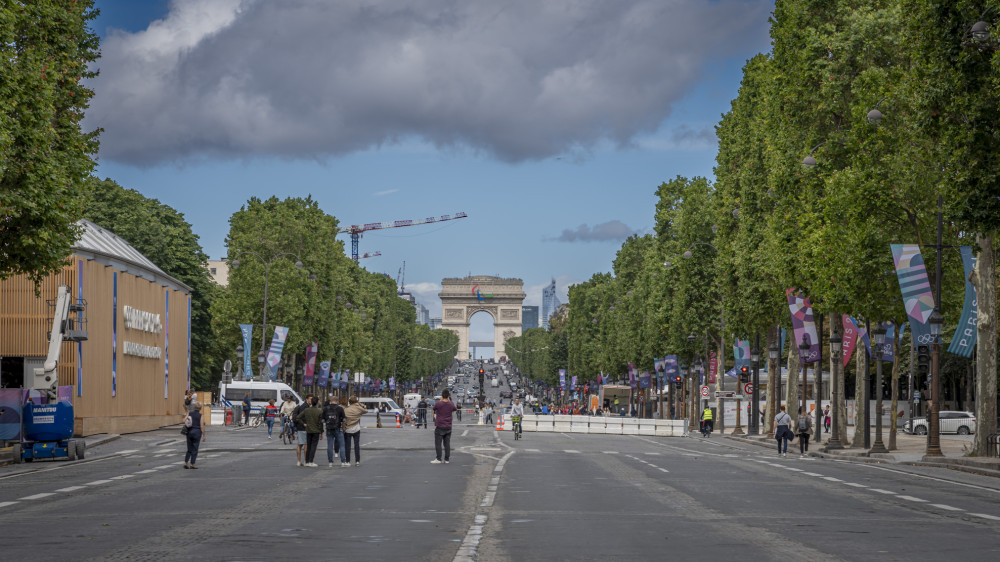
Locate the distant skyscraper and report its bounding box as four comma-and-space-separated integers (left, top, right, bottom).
541, 279, 560, 330
521, 306, 539, 332
428, 317, 442, 330
415, 303, 430, 325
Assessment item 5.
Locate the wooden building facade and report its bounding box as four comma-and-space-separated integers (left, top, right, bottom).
0, 220, 192, 436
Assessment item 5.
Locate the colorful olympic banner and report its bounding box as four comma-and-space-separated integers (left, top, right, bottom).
638, 371, 651, 390
733, 338, 750, 369
709, 351, 718, 383
891, 244, 936, 347
842, 315, 858, 367
303, 342, 318, 387
948, 246, 978, 358
559, 369, 566, 389
317, 361, 331, 388
264, 326, 289, 380
786, 289, 820, 363
665, 355, 679, 380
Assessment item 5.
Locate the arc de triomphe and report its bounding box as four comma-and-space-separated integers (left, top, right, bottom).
439, 276, 524, 361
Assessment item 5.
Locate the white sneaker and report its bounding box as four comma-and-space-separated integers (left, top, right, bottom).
268, 436, 272, 439
341, 462, 349, 467
355, 461, 360, 467
297, 461, 303, 466
444, 460, 450, 464
329, 462, 334, 467
431, 459, 443, 464
307, 462, 318, 467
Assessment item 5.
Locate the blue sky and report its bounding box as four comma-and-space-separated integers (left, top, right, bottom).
88, 0, 773, 353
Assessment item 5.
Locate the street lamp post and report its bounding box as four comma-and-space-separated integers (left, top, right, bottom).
236, 344, 244, 380
231, 250, 306, 378
768, 342, 780, 437
827, 330, 844, 450
925, 308, 945, 457
688, 333, 698, 432
870, 324, 889, 455
749, 339, 761, 436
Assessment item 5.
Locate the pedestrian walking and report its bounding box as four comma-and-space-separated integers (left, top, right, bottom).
797, 406, 812, 456
323, 395, 346, 467
183, 402, 206, 469
417, 396, 429, 428
402, 404, 414, 426
183, 389, 195, 412
264, 399, 279, 439
242, 392, 252, 426
299, 396, 324, 467
823, 405, 831, 433
291, 395, 312, 466
774, 405, 792, 457
342, 396, 367, 466
431, 389, 457, 464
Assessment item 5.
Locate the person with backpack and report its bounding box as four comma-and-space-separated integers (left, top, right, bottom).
291, 394, 313, 466
797, 406, 813, 457
323, 395, 346, 467
298, 396, 324, 467
263, 399, 280, 439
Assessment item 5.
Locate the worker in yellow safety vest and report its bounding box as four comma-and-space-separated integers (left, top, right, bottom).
701, 407, 714, 437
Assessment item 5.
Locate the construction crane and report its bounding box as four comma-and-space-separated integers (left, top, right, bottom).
359, 251, 382, 260
339, 212, 468, 262
396, 261, 406, 293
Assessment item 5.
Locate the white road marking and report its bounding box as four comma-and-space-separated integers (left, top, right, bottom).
783, 467, 803, 471
602, 451, 618, 454
564, 450, 580, 454
969, 513, 1000, 521
657, 467, 669, 473
801, 472, 822, 477
870, 488, 896, 495
822, 477, 843, 482
56, 486, 87, 492
135, 470, 158, 474
0, 501, 18, 508
85, 480, 112, 486
844, 483, 868, 488
110, 475, 135, 480
20, 493, 55, 500
524, 449, 540, 453
461, 430, 469, 437
930, 504, 963, 511
858, 463, 1000, 495
897, 495, 928, 503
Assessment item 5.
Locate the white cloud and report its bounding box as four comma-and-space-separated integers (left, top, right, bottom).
86, 0, 771, 166
548, 220, 637, 243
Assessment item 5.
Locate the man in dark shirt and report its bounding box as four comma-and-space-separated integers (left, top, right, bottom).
417, 397, 429, 429
431, 389, 458, 464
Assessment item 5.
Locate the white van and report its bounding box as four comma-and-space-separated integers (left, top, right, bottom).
403, 393, 422, 411
356, 397, 403, 427
219, 381, 303, 414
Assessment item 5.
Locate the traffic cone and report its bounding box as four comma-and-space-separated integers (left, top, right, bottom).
496, 414, 503, 431
396, 413, 401, 428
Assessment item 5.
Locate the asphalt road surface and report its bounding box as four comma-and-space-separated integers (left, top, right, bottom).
3, 410, 1000, 560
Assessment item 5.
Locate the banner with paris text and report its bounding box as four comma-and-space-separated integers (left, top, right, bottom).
948, 246, 978, 358
786, 289, 820, 363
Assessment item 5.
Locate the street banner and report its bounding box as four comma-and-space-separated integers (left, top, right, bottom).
264, 326, 289, 380
891, 244, 936, 348
239, 323, 253, 380
878, 324, 896, 362
709, 351, 718, 383
389, 377, 395, 391
851, 317, 872, 357
559, 369, 566, 389
733, 338, 750, 369
786, 289, 820, 363
317, 361, 330, 388
665, 355, 679, 380
948, 246, 978, 358
639, 371, 651, 389
628, 364, 637, 389
842, 315, 858, 367
570, 375, 577, 390
303, 342, 318, 387
724, 366, 738, 379
597, 372, 603, 386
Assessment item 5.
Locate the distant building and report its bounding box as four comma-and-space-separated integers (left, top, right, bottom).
398, 291, 415, 304
541, 279, 560, 330
206, 259, 229, 286
415, 302, 430, 325
521, 305, 539, 331
428, 317, 442, 330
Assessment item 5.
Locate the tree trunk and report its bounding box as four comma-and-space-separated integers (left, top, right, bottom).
851, 339, 867, 448
765, 325, 778, 436
787, 337, 800, 425
973, 234, 997, 457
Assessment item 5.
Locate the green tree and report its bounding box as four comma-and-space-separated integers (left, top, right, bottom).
0, 1, 101, 286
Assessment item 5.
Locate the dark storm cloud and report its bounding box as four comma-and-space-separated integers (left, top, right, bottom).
86, 0, 771, 166
549, 220, 637, 243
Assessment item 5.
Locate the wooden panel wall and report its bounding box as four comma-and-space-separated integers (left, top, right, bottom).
0, 256, 191, 426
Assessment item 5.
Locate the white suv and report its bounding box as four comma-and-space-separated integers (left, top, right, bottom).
904, 411, 977, 435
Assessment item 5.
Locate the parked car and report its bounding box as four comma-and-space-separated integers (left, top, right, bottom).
904, 411, 977, 435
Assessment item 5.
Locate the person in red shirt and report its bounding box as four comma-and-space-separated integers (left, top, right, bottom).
263, 399, 280, 439
431, 389, 458, 464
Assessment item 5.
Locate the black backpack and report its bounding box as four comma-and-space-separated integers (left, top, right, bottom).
292, 403, 308, 430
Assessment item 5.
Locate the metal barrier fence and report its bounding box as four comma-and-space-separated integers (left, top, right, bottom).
988, 434, 1000, 458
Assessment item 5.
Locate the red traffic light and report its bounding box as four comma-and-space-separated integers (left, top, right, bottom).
479, 369, 484, 375
740, 366, 749, 374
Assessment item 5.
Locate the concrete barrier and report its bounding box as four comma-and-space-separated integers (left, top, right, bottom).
522, 414, 538, 432
535, 416, 554, 432
589, 418, 607, 434
570, 416, 589, 433
654, 419, 686, 436
552, 415, 572, 432
621, 418, 640, 435
605, 417, 623, 435
638, 419, 656, 436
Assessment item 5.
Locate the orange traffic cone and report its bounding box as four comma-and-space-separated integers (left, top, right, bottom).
496, 414, 503, 431
396, 413, 401, 428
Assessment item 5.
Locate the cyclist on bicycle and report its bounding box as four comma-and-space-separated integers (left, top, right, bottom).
701, 406, 714, 437
510, 397, 525, 437
279, 395, 297, 436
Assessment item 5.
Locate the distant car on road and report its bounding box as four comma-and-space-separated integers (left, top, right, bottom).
904, 411, 976, 435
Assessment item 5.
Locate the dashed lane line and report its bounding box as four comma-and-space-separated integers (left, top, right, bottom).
0, 501, 18, 508
930, 504, 964, 511
870, 488, 897, 495
897, 495, 928, 503
969, 513, 1000, 521
19, 493, 55, 500
55, 486, 87, 492
85, 480, 112, 486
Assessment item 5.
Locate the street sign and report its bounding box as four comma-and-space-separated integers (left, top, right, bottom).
743, 382, 754, 395
714, 390, 738, 399
700, 386, 709, 397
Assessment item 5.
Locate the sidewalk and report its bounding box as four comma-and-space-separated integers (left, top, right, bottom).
720, 425, 1000, 478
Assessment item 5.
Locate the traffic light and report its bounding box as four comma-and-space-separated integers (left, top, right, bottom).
479, 369, 484, 376
672, 374, 683, 387
739, 365, 749, 383
916, 345, 930, 378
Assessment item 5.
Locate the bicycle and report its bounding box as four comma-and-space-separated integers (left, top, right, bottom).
512, 415, 523, 440
280, 417, 296, 444
249, 411, 264, 428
